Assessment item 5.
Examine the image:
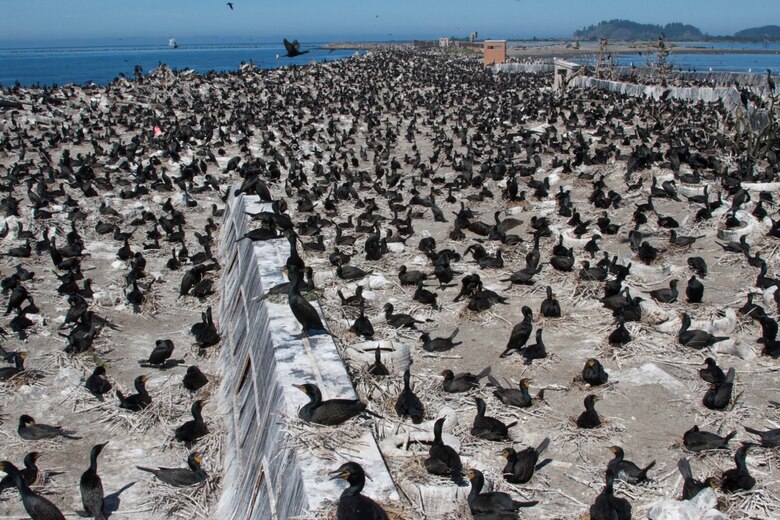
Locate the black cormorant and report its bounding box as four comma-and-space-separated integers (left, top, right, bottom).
0, 461, 65, 519
80, 442, 108, 520
137, 452, 207, 486
329, 462, 389, 520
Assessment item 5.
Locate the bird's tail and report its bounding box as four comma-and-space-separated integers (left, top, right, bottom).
476, 366, 491, 380
638, 460, 656, 481
743, 426, 763, 437
487, 374, 503, 389
677, 458, 693, 480
536, 437, 550, 456
512, 500, 539, 508
499, 347, 516, 358
136, 466, 156, 474
724, 430, 738, 443
448, 327, 459, 340
712, 336, 730, 345
450, 468, 467, 486
363, 408, 384, 420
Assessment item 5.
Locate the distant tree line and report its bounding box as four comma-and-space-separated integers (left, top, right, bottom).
573, 19, 780, 42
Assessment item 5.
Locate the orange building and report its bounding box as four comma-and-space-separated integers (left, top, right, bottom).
483, 40, 506, 66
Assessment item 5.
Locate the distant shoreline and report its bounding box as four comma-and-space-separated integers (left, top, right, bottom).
323, 42, 403, 50
506, 44, 780, 59
324, 41, 780, 59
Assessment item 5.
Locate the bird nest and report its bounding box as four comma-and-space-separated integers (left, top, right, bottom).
95, 374, 190, 435
556, 416, 627, 448
134, 399, 225, 519
0, 421, 66, 454
0, 367, 47, 391
725, 488, 780, 519
142, 469, 222, 519
263, 289, 319, 305
388, 454, 439, 486
282, 412, 377, 464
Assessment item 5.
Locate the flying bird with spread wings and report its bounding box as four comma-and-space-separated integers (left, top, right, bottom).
283, 39, 310, 58
226, 2, 234, 10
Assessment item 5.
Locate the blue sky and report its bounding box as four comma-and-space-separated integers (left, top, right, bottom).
1, 0, 778, 44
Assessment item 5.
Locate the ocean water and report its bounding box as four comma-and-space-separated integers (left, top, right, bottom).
597, 52, 780, 73
0, 42, 362, 87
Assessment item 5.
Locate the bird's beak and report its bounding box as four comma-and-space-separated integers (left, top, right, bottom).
293, 384, 307, 394
19, 352, 27, 361
466, 469, 475, 480
329, 470, 349, 480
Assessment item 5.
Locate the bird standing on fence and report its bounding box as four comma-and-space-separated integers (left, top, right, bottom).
287, 266, 329, 336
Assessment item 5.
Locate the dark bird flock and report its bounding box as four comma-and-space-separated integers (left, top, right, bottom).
0, 34, 779, 520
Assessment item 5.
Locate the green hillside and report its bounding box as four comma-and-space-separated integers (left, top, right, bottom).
573, 19, 704, 41
733, 25, 780, 40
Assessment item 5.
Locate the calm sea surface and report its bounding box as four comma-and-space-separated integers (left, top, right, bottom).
578, 52, 780, 73
0, 41, 362, 87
